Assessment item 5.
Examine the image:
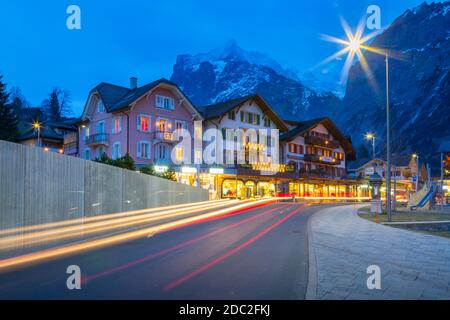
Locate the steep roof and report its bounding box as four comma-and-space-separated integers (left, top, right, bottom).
16, 122, 64, 142
348, 155, 413, 171
280, 117, 356, 160
199, 94, 289, 131
83, 78, 201, 117
94, 83, 131, 111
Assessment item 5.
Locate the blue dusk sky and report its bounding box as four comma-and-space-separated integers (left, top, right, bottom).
0, 0, 435, 115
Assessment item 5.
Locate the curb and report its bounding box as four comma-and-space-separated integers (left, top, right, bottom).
305, 211, 318, 300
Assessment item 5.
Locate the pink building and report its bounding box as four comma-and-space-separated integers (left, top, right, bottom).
77, 78, 203, 167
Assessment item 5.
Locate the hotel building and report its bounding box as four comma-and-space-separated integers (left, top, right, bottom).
71, 77, 361, 200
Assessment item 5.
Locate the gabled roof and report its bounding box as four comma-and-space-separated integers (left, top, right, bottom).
199, 94, 289, 131
94, 83, 131, 111
82, 78, 202, 118
280, 117, 356, 160
348, 155, 413, 171
16, 122, 64, 142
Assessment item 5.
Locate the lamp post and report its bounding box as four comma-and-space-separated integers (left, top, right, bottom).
33, 121, 41, 147
365, 133, 376, 160
320, 21, 396, 221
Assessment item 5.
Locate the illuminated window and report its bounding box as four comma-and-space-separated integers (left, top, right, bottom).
112, 117, 122, 134
157, 119, 167, 132
83, 126, 90, 138
175, 147, 184, 162
137, 115, 150, 132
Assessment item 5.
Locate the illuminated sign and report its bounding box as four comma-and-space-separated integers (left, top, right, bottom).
181, 167, 197, 174
154, 165, 168, 173
209, 168, 224, 174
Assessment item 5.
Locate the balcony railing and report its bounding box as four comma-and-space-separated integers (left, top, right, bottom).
153, 131, 175, 142
85, 133, 109, 146
299, 168, 343, 180
304, 154, 341, 165
304, 135, 339, 149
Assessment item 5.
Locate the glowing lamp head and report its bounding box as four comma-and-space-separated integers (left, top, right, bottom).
32, 121, 41, 130
349, 38, 361, 52
412, 153, 418, 159
365, 133, 375, 140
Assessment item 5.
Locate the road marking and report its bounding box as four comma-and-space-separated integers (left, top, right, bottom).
0, 199, 276, 272
162, 205, 306, 291
82, 203, 292, 284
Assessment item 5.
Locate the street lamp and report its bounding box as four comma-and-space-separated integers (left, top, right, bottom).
321, 21, 394, 221
32, 121, 41, 147
365, 133, 376, 160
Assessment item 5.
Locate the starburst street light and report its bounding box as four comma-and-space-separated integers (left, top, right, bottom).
32, 121, 41, 147
321, 17, 394, 222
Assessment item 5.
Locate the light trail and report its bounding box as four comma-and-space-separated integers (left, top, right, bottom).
0, 200, 245, 250
83, 203, 292, 284
0, 199, 233, 237
0, 199, 276, 272
163, 204, 306, 291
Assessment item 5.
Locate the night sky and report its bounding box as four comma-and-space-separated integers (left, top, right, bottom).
0, 0, 434, 115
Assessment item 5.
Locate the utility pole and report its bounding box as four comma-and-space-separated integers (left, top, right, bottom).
385, 51, 392, 222
441, 152, 445, 211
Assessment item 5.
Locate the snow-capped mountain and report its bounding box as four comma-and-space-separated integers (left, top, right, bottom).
170, 40, 341, 120
170, 1, 450, 168
340, 1, 450, 167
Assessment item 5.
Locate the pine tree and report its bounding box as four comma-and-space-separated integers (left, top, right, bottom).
0, 75, 19, 141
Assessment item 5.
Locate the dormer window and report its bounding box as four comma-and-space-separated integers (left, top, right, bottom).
156, 95, 175, 110
97, 100, 105, 113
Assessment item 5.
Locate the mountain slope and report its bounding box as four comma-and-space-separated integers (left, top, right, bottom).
340, 1, 450, 167
170, 41, 342, 120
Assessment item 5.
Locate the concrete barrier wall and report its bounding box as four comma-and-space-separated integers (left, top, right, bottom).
0, 140, 208, 230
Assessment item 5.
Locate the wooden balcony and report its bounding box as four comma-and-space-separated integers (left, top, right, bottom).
304, 154, 341, 165
153, 131, 176, 143
304, 135, 340, 149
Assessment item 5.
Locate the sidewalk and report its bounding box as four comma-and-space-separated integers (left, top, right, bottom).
309, 205, 450, 300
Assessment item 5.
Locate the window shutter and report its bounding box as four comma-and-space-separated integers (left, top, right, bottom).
136, 116, 141, 131
256, 115, 260, 125
240, 111, 244, 122
137, 142, 141, 158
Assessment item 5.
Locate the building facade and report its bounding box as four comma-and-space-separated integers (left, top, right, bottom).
76, 78, 203, 166
71, 77, 361, 200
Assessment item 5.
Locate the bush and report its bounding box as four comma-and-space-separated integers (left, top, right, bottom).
140, 164, 177, 182
95, 153, 136, 171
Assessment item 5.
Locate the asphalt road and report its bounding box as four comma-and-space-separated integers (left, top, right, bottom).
0, 202, 325, 300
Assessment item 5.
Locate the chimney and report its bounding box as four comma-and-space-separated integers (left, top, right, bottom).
130, 77, 138, 90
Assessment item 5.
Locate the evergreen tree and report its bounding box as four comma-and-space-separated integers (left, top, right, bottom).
9, 87, 28, 118
0, 75, 19, 141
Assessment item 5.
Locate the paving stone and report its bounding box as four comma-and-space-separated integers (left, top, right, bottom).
311, 205, 450, 300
